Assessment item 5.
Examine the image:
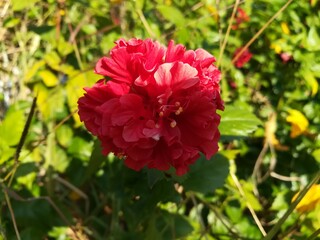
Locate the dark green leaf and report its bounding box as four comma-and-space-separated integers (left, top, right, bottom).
182, 154, 229, 194
147, 168, 165, 189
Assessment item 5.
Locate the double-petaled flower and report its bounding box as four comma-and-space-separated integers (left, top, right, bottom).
78, 39, 223, 175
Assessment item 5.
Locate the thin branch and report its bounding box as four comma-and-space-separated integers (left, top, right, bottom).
270, 172, 301, 182
230, 160, 267, 237
263, 172, 320, 240
231, 0, 294, 64
54, 175, 90, 215
3, 189, 21, 240
217, 0, 240, 67
6, 97, 37, 186
136, 9, 155, 38
190, 193, 209, 240
3, 185, 81, 240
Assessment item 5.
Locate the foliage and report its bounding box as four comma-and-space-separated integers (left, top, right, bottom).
0, 0, 319, 239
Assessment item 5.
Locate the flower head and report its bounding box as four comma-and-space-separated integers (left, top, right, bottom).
292, 184, 320, 213
78, 38, 223, 175
233, 47, 253, 68
286, 109, 309, 138
232, 7, 250, 30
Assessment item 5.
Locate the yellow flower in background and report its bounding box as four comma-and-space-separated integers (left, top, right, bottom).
286, 109, 309, 138
206, 5, 218, 22
270, 43, 282, 54
292, 184, 320, 213
281, 22, 290, 35
265, 113, 288, 150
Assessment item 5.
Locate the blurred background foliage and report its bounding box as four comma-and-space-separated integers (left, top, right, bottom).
0, 0, 319, 239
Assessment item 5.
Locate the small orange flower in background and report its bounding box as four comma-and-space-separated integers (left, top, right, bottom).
286, 109, 309, 138
292, 184, 320, 213
232, 7, 250, 30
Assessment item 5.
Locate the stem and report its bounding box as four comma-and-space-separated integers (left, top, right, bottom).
3, 189, 21, 240
231, 0, 293, 65
217, 0, 240, 67
262, 171, 320, 240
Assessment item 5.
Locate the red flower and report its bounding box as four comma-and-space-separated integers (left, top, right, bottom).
78, 39, 224, 175
233, 47, 253, 68
232, 7, 250, 30
280, 52, 293, 63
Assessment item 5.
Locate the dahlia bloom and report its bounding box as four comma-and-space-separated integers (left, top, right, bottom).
78, 38, 223, 175
233, 47, 252, 68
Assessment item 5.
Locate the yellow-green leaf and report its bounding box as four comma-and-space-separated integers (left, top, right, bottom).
38, 70, 59, 87
24, 60, 46, 83
66, 70, 98, 127
303, 70, 319, 96
34, 84, 65, 121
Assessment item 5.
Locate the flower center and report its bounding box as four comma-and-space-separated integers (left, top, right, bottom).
158, 101, 183, 128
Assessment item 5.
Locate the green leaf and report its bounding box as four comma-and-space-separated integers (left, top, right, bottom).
34, 84, 65, 121
157, 5, 185, 27
218, 106, 262, 136
66, 70, 98, 127
24, 60, 46, 83
38, 70, 59, 87
3, 17, 20, 28
147, 169, 165, 189
81, 24, 97, 35
305, 26, 320, 51
146, 210, 193, 240
135, 0, 145, 10
171, 214, 194, 238
44, 52, 61, 71
67, 137, 93, 161
83, 140, 105, 183
301, 70, 319, 96
0, 107, 25, 147
57, 37, 74, 57
11, 0, 41, 11
312, 149, 320, 163
240, 180, 263, 211
182, 154, 229, 194
56, 125, 73, 148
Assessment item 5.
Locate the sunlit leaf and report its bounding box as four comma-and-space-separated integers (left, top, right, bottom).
11, 0, 41, 11
240, 180, 262, 211
57, 38, 74, 57
3, 17, 20, 28
66, 70, 98, 127
38, 70, 59, 87
34, 84, 65, 121
44, 52, 61, 71
56, 125, 73, 148
219, 106, 261, 136
157, 5, 185, 27
302, 70, 319, 96
305, 26, 320, 51
312, 149, 320, 163
24, 60, 45, 83
0, 108, 25, 146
